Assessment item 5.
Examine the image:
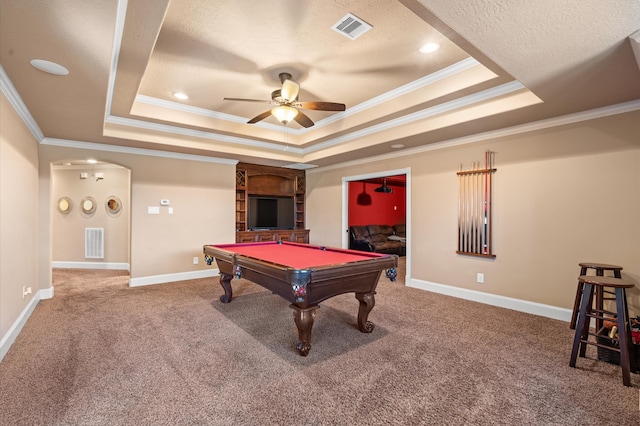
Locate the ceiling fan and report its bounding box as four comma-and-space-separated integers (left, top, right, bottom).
223, 72, 346, 127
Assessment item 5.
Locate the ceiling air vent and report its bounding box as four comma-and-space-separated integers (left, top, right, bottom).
332, 13, 372, 40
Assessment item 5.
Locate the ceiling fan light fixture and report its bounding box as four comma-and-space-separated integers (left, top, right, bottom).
281, 78, 299, 102
272, 106, 298, 125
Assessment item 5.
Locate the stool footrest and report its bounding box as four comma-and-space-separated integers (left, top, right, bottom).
585, 312, 622, 322
579, 338, 622, 353
587, 308, 617, 318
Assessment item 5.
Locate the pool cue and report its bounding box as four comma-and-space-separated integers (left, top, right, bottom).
469, 162, 473, 253
471, 163, 476, 253
487, 151, 494, 254
473, 161, 478, 253
476, 161, 481, 253
458, 163, 463, 251
462, 164, 467, 252
466, 165, 471, 252
483, 150, 488, 254
475, 161, 480, 253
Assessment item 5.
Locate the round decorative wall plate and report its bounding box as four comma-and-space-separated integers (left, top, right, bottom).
81, 196, 97, 216
57, 197, 72, 214
105, 196, 122, 215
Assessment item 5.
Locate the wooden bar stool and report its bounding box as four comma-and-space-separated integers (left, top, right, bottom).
569, 275, 636, 386
569, 263, 622, 329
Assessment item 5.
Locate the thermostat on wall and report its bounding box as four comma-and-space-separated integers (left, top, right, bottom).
160, 199, 170, 206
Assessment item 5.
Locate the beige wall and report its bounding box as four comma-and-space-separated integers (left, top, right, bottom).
38, 146, 237, 284
0, 94, 39, 340
128, 156, 236, 278
307, 111, 640, 314
52, 166, 130, 264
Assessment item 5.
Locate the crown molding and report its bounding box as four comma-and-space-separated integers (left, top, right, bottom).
306, 80, 526, 154
310, 99, 640, 173
40, 138, 238, 165
104, 115, 305, 154
104, 0, 128, 121
113, 79, 525, 157
0, 65, 44, 142
135, 95, 307, 135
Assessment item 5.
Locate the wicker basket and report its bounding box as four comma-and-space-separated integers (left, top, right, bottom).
596, 328, 640, 373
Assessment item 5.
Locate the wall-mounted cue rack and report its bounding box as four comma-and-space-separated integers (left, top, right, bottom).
457, 150, 496, 258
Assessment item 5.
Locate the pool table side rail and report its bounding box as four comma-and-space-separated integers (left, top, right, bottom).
203, 244, 398, 307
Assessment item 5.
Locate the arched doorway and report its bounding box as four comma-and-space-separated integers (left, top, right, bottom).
50, 159, 131, 273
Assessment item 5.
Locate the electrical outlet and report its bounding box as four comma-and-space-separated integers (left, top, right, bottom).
477, 273, 484, 283
193, 256, 199, 265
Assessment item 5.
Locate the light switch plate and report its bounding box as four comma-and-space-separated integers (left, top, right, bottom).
148, 206, 160, 214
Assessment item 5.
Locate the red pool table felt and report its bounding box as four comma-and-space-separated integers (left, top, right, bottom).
211, 241, 387, 270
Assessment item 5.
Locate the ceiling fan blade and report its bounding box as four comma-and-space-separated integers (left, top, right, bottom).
247, 110, 273, 124
223, 97, 276, 105
281, 79, 299, 102
293, 111, 314, 128
294, 101, 346, 111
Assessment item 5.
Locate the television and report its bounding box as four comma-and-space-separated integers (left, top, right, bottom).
248, 196, 294, 230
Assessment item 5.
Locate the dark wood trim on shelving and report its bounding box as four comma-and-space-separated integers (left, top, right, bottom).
235, 163, 306, 241
236, 229, 310, 244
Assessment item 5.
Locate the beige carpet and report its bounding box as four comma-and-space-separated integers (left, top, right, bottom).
1, 259, 639, 425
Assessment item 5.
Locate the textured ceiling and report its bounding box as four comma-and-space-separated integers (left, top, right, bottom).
1, 0, 639, 168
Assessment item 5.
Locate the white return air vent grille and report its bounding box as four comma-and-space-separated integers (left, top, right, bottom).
332, 13, 372, 40
85, 228, 104, 259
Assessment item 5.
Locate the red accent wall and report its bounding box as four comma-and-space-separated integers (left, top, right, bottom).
348, 181, 406, 226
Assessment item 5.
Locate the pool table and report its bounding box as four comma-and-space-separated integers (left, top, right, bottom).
203, 241, 398, 356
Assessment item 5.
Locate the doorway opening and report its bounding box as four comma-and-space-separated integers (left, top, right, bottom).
50, 160, 131, 291
342, 167, 411, 282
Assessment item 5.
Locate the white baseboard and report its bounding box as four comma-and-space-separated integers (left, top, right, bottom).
39, 286, 54, 300
0, 289, 48, 362
53, 261, 130, 271
407, 277, 572, 322
129, 268, 219, 287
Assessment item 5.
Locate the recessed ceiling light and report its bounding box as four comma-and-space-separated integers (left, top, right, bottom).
419, 43, 440, 54
87, 159, 98, 164
173, 92, 189, 100
391, 144, 405, 149
30, 59, 69, 75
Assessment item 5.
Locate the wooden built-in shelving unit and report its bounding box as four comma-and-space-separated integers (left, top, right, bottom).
235, 163, 308, 243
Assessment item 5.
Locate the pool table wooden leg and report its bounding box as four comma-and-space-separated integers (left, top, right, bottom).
355, 292, 376, 333
218, 272, 233, 303
290, 305, 320, 356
